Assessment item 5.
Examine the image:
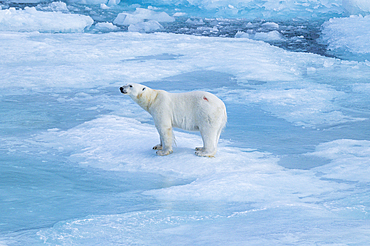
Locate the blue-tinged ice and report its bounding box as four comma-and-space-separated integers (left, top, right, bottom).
1, 0, 370, 245
321, 15, 370, 60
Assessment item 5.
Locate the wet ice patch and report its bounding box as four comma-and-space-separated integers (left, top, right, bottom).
145, 166, 346, 205
309, 139, 370, 182
0, 7, 93, 33
219, 83, 365, 128
35, 207, 370, 245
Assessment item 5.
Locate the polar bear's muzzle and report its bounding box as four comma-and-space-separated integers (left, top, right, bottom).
120, 86, 127, 94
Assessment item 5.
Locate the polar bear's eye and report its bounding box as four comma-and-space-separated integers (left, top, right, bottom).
142, 87, 146, 91
129, 85, 132, 88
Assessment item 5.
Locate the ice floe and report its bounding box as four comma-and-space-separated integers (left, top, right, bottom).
0, 7, 93, 33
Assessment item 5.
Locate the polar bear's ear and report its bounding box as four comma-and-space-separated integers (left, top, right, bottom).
142, 87, 146, 91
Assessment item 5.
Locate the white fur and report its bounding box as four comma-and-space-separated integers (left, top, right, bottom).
120, 83, 227, 157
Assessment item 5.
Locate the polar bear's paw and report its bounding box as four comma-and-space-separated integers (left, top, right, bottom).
195, 150, 215, 158
195, 147, 204, 151
153, 144, 163, 150
156, 149, 173, 156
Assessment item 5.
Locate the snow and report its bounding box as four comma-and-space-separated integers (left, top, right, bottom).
0, 7, 93, 33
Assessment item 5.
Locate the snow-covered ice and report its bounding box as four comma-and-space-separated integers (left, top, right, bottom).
0, 7, 93, 33
1, 0, 370, 245
321, 15, 370, 60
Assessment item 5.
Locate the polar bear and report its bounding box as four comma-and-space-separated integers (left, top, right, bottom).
120, 83, 227, 157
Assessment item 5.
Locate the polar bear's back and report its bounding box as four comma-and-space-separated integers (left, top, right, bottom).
166, 90, 226, 131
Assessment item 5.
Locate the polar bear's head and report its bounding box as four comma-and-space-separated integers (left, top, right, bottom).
120, 83, 147, 97
120, 83, 156, 112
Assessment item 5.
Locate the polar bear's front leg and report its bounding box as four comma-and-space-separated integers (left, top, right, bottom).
155, 125, 173, 156
153, 141, 162, 150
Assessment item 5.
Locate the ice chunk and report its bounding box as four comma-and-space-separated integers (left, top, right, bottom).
321, 15, 370, 58
128, 20, 163, 33
343, 0, 370, 14
113, 8, 175, 26
0, 7, 93, 33
94, 22, 120, 32
100, 3, 110, 9
36, 1, 69, 12
235, 30, 285, 42
173, 12, 187, 17
254, 30, 284, 41
185, 18, 204, 25
261, 22, 279, 30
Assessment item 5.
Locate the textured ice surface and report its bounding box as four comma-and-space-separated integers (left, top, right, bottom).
1, 0, 370, 245
343, 0, 370, 14
321, 15, 370, 60
0, 7, 93, 32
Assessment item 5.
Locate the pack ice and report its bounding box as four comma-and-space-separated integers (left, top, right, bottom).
1, 0, 370, 245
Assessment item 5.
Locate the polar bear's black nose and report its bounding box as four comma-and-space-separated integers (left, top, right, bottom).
120, 87, 124, 93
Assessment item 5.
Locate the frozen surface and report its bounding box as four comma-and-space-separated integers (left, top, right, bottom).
321, 15, 370, 60
343, 0, 370, 14
1, 30, 370, 245
1, 0, 370, 245
0, 7, 93, 33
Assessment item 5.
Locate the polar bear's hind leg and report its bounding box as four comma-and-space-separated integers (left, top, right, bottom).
196, 127, 218, 157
